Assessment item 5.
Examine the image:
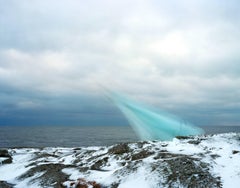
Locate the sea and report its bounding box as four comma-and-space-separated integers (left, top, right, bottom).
0, 125, 240, 148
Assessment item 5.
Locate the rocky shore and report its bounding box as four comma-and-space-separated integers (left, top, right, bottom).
0, 133, 240, 188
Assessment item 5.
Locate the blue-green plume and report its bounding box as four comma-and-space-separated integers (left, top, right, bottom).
108, 92, 204, 141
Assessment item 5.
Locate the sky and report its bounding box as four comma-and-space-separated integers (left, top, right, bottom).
0, 0, 240, 126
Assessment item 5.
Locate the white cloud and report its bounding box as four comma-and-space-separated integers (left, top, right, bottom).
0, 0, 240, 125
146, 31, 190, 59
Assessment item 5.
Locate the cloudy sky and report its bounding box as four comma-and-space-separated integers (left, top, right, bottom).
0, 0, 239, 126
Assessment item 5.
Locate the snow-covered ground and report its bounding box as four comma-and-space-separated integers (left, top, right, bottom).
0, 133, 240, 188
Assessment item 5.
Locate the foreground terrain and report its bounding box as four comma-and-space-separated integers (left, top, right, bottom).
0, 133, 240, 188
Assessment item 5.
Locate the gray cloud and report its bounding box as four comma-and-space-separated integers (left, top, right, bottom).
0, 0, 240, 126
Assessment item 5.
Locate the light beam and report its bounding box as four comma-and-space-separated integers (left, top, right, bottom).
108, 91, 204, 141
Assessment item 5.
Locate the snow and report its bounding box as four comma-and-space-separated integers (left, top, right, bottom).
167, 138, 203, 155
118, 166, 156, 188
14, 172, 45, 188
0, 133, 240, 188
199, 133, 240, 187
62, 168, 83, 180
119, 176, 151, 188
0, 157, 8, 163
0, 151, 33, 181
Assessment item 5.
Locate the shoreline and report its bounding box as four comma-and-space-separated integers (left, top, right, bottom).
0, 133, 240, 188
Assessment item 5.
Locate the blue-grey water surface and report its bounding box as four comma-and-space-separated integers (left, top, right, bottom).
0, 125, 240, 148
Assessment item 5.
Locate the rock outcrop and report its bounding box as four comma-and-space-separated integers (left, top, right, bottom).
0, 149, 12, 164
0, 133, 240, 188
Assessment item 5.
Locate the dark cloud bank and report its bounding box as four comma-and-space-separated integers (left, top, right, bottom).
0, 0, 240, 126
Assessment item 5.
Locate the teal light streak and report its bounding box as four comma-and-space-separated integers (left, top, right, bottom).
109, 92, 204, 141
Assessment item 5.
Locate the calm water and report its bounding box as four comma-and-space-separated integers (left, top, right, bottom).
0, 125, 240, 148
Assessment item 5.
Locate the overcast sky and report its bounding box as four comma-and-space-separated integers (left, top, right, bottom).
0, 0, 239, 126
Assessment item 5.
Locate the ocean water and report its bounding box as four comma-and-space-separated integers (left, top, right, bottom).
0, 125, 240, 148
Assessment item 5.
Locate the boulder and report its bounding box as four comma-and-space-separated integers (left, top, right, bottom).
0, 149, 12, 164
0, 149, 11, 158
0, 181, 14, 188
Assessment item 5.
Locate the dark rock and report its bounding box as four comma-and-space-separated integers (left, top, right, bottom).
0, 149, 12, 164
0, 149, 11, 158
159, 149, 168, 152
137, 141, 148, 148
150, 152, 222, 187
90, 157, 109, 170
0, 181, 14, 188
131, 150, 154, 161
210, 154, 221, 159
78, 167, 89, 172
108, 143, 131, 154
153, 152, 185, 160
76, 178, 101, 188
110, 182, 119, 188
232, 150, 239, 154
164, 156, 222, 188
161, 143, 168, 147
1, 157, 13, 164
63, 178, 102, 188
31, 152, 58, 161
188, 140, 201, 145
73, 148, 82, 151
18, 163, 75, 188
175, 136, 191, 140
86, 153, 107, 163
